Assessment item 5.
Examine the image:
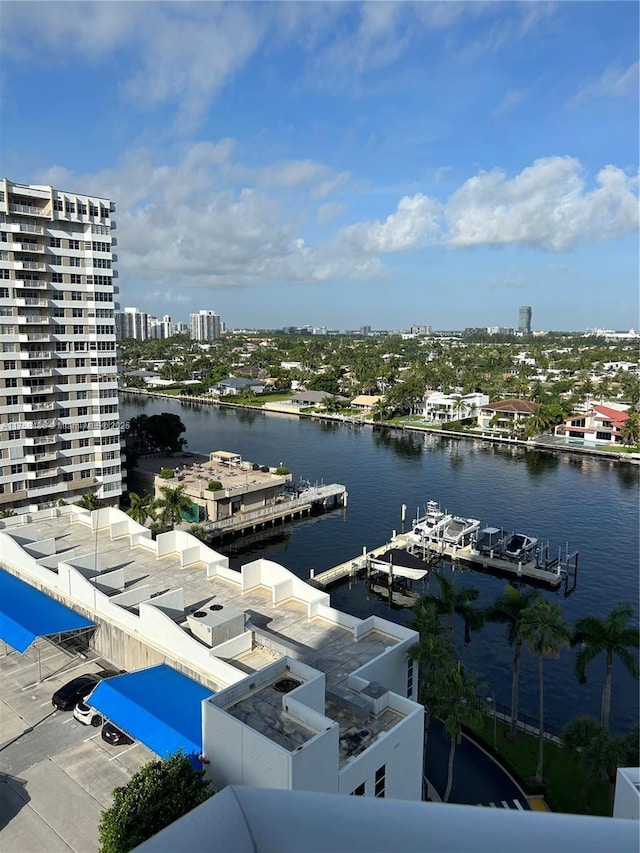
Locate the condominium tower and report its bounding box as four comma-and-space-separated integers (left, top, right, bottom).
0, 179, 123, 512
190, 309, 222, 341
518, 306, 532, 335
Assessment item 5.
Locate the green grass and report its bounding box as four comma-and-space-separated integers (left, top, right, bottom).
466, 715, 611, 816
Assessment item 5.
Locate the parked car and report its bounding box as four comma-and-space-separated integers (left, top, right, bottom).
101, 721, 134, 746
51, 673, 101, 711
73, 701, 103, 727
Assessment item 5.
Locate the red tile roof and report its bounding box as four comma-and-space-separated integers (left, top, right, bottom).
593, 405, 630, 425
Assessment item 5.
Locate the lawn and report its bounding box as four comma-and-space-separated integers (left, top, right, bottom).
467, 715, 611, 816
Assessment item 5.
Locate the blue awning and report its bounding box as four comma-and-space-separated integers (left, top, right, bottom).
0, 568, 94, 653
88, 664, 213, 764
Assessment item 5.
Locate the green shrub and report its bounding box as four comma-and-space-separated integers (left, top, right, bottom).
275, 466, 290, 475
207, 479, 223, 492
159, 468, 174, 479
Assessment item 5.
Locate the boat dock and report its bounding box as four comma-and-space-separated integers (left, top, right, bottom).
311, 531, 577, 593
204, 484, 347, 541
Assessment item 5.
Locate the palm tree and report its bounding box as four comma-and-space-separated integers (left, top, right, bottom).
75, 492, 101, 511
572, 603, 639, 730
126, 492, 156, 526
562, 716, 607, 811
431, 660, 484, 802
422, 572, 484, 645
408, 601, 454, 767
155, 484, 194, 528
518, 599, 570, 783
620, 413, 640, 447
485, 585, 540, 738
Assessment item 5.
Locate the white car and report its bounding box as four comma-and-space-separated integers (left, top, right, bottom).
73, 700, 103, 727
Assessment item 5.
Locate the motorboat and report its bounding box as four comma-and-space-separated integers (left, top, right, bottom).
411, 500, 452, 542
504, 533, 538, 561
441, 516, 481, 546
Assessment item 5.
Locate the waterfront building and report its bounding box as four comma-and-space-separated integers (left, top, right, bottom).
554, 404, 630, 446
0, 178, 123, 511
518, 306, 532, 335
190, 309, 222, 341
421, 391, 489, 424
116, 306, 150, 340
0, 505, 423, 801
152, 450, 292, 523
211, 376, 266, 396
477, 399, 539, 432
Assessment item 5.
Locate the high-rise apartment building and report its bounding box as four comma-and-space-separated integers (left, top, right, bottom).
115, 306, 149, 341
0, 179, 123, 512
518, 306, 532, 335
190, 309, 222, 341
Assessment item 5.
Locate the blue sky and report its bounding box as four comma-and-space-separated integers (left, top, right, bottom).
2, 1, 638, 331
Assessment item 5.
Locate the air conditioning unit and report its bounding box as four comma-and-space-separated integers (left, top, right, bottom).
187, 605, 245, 648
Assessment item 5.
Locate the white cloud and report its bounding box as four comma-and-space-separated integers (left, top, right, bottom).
570, 60, 639, 106
493, 88, 529, 117
339, 194, 442, 253
37, 149, 638, 295
445, 157, 639, 252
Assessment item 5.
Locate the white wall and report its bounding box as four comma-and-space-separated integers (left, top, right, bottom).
614, 768, 640, 820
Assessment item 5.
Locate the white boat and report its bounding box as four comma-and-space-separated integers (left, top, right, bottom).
504, 533, 538, 561
441, 516, 481, 546
411, 500, 452, 542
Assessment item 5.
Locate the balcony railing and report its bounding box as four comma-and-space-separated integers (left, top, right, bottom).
22, 350, 53, 359
15, 279, 48, 288
10, 203, 50, 217
19, 223, 44, 234
25, 333, 49, 341
26, 401, 56, 411
14, 243, 44, 252
22, 315, 50, 324
20, 261, 46, 270
24, 435, 57, 445
28, 368, 53, 376
24, 297, 48, 307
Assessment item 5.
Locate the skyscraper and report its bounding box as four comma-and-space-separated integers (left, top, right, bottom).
0, 179, 123, 512
519, 306, 532, 335
189, 309, 222, 341
115, 306, 150, 340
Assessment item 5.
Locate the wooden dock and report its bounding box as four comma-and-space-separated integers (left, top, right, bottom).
311, 531, 569, 591
204, 484, 347, 540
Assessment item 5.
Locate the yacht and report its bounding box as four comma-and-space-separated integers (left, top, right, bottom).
411, 501, 452, 542
441, 515, 481, 546
504, 533, 538, 561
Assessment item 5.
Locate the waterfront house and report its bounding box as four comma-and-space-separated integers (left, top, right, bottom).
211, 377, 266, 396
421, 391, 489, 424
477, 399, 539, 432
350, 395, 382, 413
554, 404, 630, 446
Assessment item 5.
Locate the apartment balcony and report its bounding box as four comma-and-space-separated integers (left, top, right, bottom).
20, 350, 54, 360
111, 253, 118, 262
15, 278, 49, 289
25, 450, 59, 464
26, 466, 59, 480
27, 480, 67, 498
19, 315, 51, 324
109, 220, 116, 230
23, 401, 56, 412
112, 270, 119, 279
17, 260, 46, 271
18, 222, 44, 235
10, 203, 51, 217
24, 434, 57, 446
110, 237, 117, 247
24, 333, 50, 342
23, 297, 49, 307
28, 367, 53, 377
14, 243, 45, 253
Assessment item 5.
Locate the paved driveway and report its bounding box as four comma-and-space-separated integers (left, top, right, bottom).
426, 719, 530, 810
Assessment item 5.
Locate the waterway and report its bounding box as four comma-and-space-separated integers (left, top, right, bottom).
120, 396, 640, 736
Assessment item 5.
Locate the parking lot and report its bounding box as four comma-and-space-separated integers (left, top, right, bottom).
0, 637, 153, 852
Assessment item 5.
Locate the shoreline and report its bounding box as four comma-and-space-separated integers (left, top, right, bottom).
119, 389, 639, 465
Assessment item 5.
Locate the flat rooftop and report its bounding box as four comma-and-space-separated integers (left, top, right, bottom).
149, 450, 287, 496
6, 516, 400, 695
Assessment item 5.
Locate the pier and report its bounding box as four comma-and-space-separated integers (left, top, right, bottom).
311, 531, 577, 594
203, 484, 347, 541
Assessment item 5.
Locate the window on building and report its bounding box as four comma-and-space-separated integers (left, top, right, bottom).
10, 464, 23, 475
374, 766, 386, 798
350, 783, 366, 797
5, 378, 18, 388
62, 472, 73, 482
50, 237, 61, 248
80, 469, 91, 479
8, 430, 20, 440
52, 273, 63, 283
12, 481, 24, 493
0, 287, 8, 298
407, 661, 414, 698
5, 395, 19, 406
69, 256, 81, 266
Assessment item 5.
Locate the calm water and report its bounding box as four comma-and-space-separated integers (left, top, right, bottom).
121, 396, 640, 735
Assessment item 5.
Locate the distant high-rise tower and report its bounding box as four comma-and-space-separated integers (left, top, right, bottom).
519, 306, 532, 335
189, 310, 221, 341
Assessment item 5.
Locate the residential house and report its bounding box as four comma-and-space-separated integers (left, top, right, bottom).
421, 391, 489, 424
211, 377, 266, 396
477, 399, 539, 432
350, 395, 382, 413
554, 404, 630, 446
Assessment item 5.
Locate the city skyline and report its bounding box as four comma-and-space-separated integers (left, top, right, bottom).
2, 1, 638, 330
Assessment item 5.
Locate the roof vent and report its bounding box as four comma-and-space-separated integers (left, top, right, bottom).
192, 610, 207, 618
209, 604, 223, 611
274, 677, 301, 693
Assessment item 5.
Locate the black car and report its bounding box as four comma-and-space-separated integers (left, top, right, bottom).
51, 673, 101, 711
101, 721, 134, 746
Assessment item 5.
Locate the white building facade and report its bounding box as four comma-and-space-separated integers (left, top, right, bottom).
0, 179, 123, 511
190, 309, 222, 341
421, 391, 489, 424
116, 306, 150, 340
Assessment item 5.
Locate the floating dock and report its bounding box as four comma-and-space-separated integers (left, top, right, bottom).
311, 531, 577, 594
